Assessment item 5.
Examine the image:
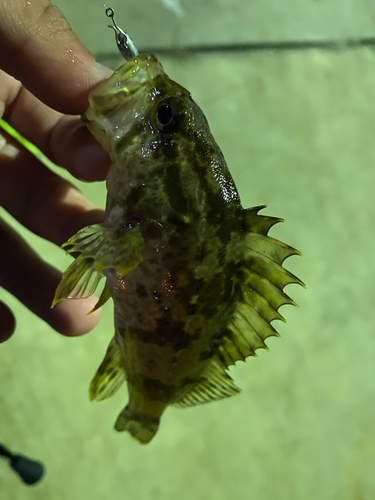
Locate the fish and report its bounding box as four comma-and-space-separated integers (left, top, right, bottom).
53, 10, 304, 444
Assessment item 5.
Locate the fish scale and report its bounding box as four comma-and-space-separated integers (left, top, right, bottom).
53, 11, 304, 444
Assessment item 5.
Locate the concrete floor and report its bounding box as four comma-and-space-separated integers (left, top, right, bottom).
1, 1, 375, 499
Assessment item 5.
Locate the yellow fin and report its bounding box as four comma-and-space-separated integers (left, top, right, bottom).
87, 286, 111, 315
244, 205, 284, 235
52, 223, 144, 306
90, 337, 125, 401
173, 360, 240, 408
218, 206, 304, 369
114, 406, 160, 444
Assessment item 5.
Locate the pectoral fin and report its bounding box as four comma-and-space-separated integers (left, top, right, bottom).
87, 286, 112, 315
52, 223, 144, 308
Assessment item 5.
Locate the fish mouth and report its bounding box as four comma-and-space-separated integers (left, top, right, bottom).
82, 54, 166, 152
84, 54, 165, 119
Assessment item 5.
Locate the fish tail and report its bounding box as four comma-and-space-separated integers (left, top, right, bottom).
114, 405, 160, 444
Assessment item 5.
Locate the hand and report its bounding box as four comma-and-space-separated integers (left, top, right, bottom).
0, 0, 113, 342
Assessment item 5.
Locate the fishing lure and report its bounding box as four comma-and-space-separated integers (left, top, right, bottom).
54, 8, 303, 444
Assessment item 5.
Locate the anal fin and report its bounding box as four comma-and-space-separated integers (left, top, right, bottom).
173, 360, 240, 408
90, 337, 125, 401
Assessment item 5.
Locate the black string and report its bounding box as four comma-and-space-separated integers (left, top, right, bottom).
0, 442, 45, 486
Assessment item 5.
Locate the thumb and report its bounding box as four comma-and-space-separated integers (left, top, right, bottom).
0, 0, 111, 115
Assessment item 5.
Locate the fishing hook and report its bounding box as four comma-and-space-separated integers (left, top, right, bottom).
105, 5, 139, 60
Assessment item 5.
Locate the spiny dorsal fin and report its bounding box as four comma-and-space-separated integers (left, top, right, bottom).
52, 223, 144, 307
243, 205, 283, 235
217, 206, 304, 369
90, 336, 125, 401
173, 360, 240, 408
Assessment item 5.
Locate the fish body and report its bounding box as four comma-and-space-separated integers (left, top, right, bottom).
54, 54, 303, 444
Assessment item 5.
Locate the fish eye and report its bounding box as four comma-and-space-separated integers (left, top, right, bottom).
157, 105, 173, 125
154, 102, 177, 133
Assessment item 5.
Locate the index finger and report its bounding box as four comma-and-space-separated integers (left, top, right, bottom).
0, 0, 109, 115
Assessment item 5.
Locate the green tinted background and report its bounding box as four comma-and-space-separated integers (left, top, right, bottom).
1, 0, 375, 498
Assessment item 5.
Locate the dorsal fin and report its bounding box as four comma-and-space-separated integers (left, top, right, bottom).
217, 206, 304, 369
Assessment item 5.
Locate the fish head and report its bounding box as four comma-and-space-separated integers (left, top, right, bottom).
83, 53, 239, 217
84, 53, 211, 150
83, 54, 163, 150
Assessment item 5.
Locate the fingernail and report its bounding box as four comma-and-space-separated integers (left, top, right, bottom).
74, 144, 111, 182
95, 63, 114, 80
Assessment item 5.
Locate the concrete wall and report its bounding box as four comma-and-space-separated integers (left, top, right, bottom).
1, 1, 375, 499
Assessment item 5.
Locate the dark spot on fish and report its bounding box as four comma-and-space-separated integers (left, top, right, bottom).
186, 303, 197, 315
206, 192, 230, 222
200, 273, 223, 317
215, 213, 235, 245
203, 329, 228, 358
96, 364, 107, 375
212, 328, 228, 341
135, 376, 176, 401
161, 251, 174, 263
164, 163, 189, 215
180, 376, 203, 387
192, 278, 204, 294
114, 125, 142, 155
161, 140, 179, 161
199, 349, 214, 361
191, 329, 202, 340
173, 331, 191, 351
194, 241, 206, 262
136, 283, 147, 298
143, 222, 164, 240
216, 245, 226, 267
236, 268, 245, 286
191, 153, 209, 191
246, 256, 255, 268
135, 319, 190, 350
122, 406, 160, 426
166, 213, 188, 226
126, 184, 145, 206
152, 165, 164, 177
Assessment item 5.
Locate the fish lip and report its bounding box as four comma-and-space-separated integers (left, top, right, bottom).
81, 55, 165, 145
86, 54, 165, 115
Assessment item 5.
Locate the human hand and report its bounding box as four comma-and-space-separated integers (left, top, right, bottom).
0, 0, 113, 342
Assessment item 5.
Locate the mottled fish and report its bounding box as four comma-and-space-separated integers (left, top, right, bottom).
53, 8, 303, 444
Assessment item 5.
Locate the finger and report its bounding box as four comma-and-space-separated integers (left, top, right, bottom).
0, 300, 16, 343
0, 0, 110, 115
1, 73, 110, 182
0, 217, 101, 337
0, 131, 104, 246
49, 117, 111, 182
